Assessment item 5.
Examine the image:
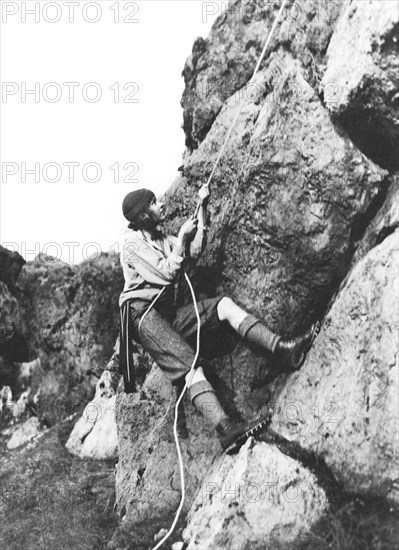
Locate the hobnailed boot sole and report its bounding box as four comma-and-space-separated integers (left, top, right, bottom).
224, 416, 272, 455
291, 320, 321, 369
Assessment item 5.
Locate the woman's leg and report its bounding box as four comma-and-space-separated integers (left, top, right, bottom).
217, 296, 319, 368
139, 308, 228, 428
139, 307, 264, 452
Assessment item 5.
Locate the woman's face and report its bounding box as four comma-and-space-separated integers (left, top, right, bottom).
148, 196, 166, 224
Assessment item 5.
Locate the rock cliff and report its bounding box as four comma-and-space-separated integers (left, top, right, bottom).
0, 250, 123, 428
113, 1, 398, 548
0, 249, 123, 549
1, 1, 397, 549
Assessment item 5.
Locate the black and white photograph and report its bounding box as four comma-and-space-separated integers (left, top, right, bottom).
1, 1, 398, 549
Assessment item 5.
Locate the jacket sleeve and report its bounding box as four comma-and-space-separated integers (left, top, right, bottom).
122, 235, 184, 285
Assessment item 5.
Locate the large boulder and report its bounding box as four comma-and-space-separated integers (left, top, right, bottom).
321, 0, 399, 169
66, 370, 119, 459
181, 0, 345, 150
183, 438, 327, 549
168, 47, 386, 420
16, 252, 123, 425
270, 230, 399, 502
6, 416, 44, 450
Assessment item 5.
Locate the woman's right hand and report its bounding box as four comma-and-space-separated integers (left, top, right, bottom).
179, 216, 198, 241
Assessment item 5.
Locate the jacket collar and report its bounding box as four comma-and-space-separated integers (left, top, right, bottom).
139, 230, 164, 253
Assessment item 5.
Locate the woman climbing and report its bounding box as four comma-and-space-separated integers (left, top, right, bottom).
119, 185, 319, 454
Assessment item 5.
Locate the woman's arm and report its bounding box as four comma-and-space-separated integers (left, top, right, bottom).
123, 218, 199, 285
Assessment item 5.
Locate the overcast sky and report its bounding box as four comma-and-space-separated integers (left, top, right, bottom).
0, 1, 223, 263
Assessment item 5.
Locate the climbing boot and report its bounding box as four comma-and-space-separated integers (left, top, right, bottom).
216, 416, 271, 455
274, 321, 320, 369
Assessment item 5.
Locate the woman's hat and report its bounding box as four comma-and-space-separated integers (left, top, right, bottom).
122, 189, 154, 222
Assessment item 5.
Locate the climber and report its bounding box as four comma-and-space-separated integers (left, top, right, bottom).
118, 186, 319, 453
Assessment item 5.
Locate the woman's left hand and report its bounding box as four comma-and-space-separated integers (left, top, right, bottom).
198, 184, 210, 205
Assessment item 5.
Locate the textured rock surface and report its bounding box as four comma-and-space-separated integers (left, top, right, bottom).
183, 438, 327, 549
114, 1, 398, 546
168, 20, 387, 424
321, 0, 399, 169
0, 385, 12, 415
115, 367, 211, 528
66, 370, 119, 459
0, 248, 29, 405
0, 281, 23, 349
271, 230, 399, 502
6, 416, 44, 450
351, 175, 399, 266
0, 245, 25, 289
181, 0, 345, 150
16, 252, 123, 425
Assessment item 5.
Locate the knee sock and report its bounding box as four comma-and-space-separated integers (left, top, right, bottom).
236, 314, 281, 354
185, 367, 228, 428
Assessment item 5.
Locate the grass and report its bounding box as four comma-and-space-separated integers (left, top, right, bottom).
0, 417, 118, 550
292, 495, 399, 550
1, 414, 397, 550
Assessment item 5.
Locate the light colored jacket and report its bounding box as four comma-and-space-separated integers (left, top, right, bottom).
119, 228, 184, 307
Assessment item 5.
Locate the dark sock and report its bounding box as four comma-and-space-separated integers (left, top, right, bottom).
237, 314, 281, 354
189, 381, 228, 428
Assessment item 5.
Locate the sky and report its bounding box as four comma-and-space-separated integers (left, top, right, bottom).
0, 0, 224, 263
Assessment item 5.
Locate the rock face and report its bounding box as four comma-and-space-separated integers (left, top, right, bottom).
0, 245, 25, 289
66, 370, 119, 459
114, 1, 399, 547
1, 249, 123, 469
0, 281, 24, 350
183, 438, 327, 549
181, 0, 345, 150
271, 230, 399, 503
16, 252, 123, 425
321, 0, 399, 169
0, 248, 30, 414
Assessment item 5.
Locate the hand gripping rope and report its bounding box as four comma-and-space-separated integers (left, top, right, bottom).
150, 2, 289, 548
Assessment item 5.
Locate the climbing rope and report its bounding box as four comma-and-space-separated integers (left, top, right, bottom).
152, 2, 288, 548
194, 0, 288, 216
152, 272, 201, 550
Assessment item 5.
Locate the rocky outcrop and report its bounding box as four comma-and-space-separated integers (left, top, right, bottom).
6, 416, 44, 450
0, 248, 29, 410
66, 370, 119, 459
16, 252, 123, 425
0, 245, 25, 289
0, 281, 23, 349
0, 247, 27, 363
183, 438, 327, 549
0, 385, 12, 415
270, 229, 399, 503
1, 251, 123, 467
181, 0, 346, 150
351, 175, 399, 266
321, 0, 399, 169
114, 1, 399, 547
